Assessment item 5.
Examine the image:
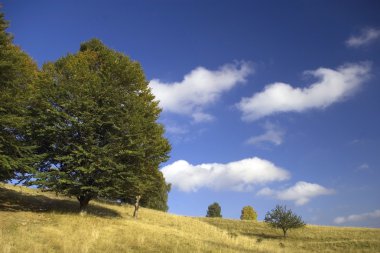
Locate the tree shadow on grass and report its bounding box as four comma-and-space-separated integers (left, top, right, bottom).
241, 232, 283, 240
0, 187, 120, 217
202, 239, 260, 253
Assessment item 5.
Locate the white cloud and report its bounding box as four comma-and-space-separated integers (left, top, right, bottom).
257, 181, 335, 206
356, 163, 370, 172
161, 157, 290, 192
246, 122, 284, 146
346, 28, 380, 48
334, 209, 380, 224
237, 63, 371, 121
150, 62, 253, 122
165, 124, 189, 135
191, 112, 214, 123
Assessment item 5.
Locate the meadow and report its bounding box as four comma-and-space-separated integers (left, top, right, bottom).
1, 183, 379, 253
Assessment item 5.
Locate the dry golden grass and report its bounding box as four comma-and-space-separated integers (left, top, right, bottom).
201, 218, 380, 253
1, 183, 379, 253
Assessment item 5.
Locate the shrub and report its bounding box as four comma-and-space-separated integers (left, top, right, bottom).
206, 202, 222, 218
240, 205, 258, 220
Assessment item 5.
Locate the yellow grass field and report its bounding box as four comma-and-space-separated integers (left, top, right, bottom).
1, 183, 379, 253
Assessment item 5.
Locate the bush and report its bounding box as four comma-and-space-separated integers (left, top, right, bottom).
240, 205, 258, 220
206, 202, 222, 218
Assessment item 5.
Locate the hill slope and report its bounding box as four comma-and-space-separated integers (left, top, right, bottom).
1, 183, 379, 253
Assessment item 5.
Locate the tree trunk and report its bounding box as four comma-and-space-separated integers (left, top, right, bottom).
77, 195, 91, 214
282, 228, 287, 238
133, 195, 141, 219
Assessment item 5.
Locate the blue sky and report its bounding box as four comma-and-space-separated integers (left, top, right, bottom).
3, 0, 380, 227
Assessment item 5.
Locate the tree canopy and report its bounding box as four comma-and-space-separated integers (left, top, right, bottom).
240, 205, 258, 221
206, 202, 222, 218
29, 39, 171, 212
0, 10, 171, 212
264, 205, 305, 237
0, 11, 39, 182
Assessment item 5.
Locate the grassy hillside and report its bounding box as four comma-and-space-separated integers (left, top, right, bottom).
1, 183, 379, 253
201, 218, 380, 253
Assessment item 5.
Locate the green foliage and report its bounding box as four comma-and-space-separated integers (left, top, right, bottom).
140, 176, 171, 211
121, 167, 171, 211
240, 205, 257, 220
30, 39, 171, 211
264, 205, 305, 237
0, 11, 40, 182
206, 202, 222, 218
0, 11, 170, 211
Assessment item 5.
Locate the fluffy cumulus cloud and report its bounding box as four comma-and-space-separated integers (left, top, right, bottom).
237, 63, 371, 121
346, 28, 380, 48
161, 157, 290, 192
334, 210, 380, 224
150, 62, 253, 122
257, 181, 335, 206
246, 122, 285, 146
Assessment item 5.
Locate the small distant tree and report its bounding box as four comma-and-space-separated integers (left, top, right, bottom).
264, 205, 305, 237
240, 205, 257, 220
206, 202, 222, 218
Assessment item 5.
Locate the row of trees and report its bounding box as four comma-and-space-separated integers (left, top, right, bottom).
0, 11, 171, 213
206, 203, 258, 220
206, 203, 305, 237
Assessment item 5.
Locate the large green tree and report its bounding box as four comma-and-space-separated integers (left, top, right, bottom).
31, 39, 171, 212
0, 11, 39, 182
